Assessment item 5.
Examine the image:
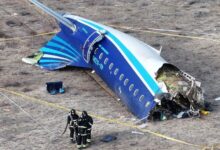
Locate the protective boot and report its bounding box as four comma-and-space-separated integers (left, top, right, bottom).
77, 145, 82, 149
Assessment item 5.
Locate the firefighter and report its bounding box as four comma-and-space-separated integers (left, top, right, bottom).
66, 109, 79, 143
82, 111, 93, 143
76, 114, 88, 149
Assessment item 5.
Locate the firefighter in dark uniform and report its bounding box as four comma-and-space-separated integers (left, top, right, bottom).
76, 113, 88, 149
82, 111, 93, 143
67, 109, 79, 143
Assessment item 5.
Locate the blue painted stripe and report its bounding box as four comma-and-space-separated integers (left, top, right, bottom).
39, 58, 70, 63
99, 44, 109, 55
40, 63, 67, 69
40, 47, 77, 61
50, 39, 80, 57
53, 36, 81, 56
42, 51, 74, 61
44, 45, 78, 60
39, 59, 68, 63
79, 19, 161, 94
82, 27, 89, 34
47, 41, 78, 58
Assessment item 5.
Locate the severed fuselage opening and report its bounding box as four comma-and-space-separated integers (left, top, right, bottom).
150, 63, 205, 120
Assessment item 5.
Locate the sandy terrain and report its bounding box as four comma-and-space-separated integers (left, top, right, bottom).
1, 0, 220, 149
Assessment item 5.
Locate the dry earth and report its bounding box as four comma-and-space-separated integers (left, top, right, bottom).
1, 0, 220, 150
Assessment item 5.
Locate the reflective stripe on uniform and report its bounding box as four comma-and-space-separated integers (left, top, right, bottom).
77, 145, 82, 149
78, 126, 87, 128
82, 144, 87, 148
81, 134, 87, 136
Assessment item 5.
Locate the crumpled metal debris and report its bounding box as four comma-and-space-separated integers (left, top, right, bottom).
150, 64, 206, 121
215, 97, 220, 101
22, 52, 43, 65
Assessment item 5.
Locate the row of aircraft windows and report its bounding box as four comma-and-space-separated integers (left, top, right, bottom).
98, 52, 147, 104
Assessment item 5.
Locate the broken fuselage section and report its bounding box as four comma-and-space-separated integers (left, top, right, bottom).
151, 64, 205, 120
25, 0, 206, 120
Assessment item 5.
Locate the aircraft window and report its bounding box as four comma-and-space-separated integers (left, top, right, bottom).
114, 68, 119, 75
99, 53, 103, 60
104, 58, 109, 65
119, 74, 124, 81
145, 101, 151, 108
109, 63, 114, 70
124, 79, 129, 86
129, 84, 134, 91
133, 89, 139, 96
139, 95, 144, 102
94, 48, 98, 54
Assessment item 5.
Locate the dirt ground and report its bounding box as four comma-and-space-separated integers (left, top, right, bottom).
1, 0, 220, 150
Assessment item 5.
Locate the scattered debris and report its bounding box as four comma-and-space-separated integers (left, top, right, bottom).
200, 110, 210, 116
46, 81, 65, 95
3, 108, 11, 112
215, 97, 220, 101
176, 111, 191, 119
138, 123, 148, 129
101, 135, 117, 143
12, 13, 18, 16
22, 52, 43, 65
131, 131, 144, 135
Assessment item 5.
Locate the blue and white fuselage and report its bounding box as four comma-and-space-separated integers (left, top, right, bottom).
26, 0, 206, 119
29, 0, 172, 119
38, 14, 168, 119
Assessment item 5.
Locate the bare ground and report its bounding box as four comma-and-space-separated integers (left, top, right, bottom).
1, 0, 220, 150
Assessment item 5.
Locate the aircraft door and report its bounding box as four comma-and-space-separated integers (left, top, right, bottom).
82, 30, 106, 63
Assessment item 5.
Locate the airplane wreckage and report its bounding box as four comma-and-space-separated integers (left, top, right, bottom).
23, 0, 209, 120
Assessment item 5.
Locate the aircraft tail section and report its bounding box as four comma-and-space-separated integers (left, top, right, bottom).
25, 0, 90, 70
37, 31, 90, 70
